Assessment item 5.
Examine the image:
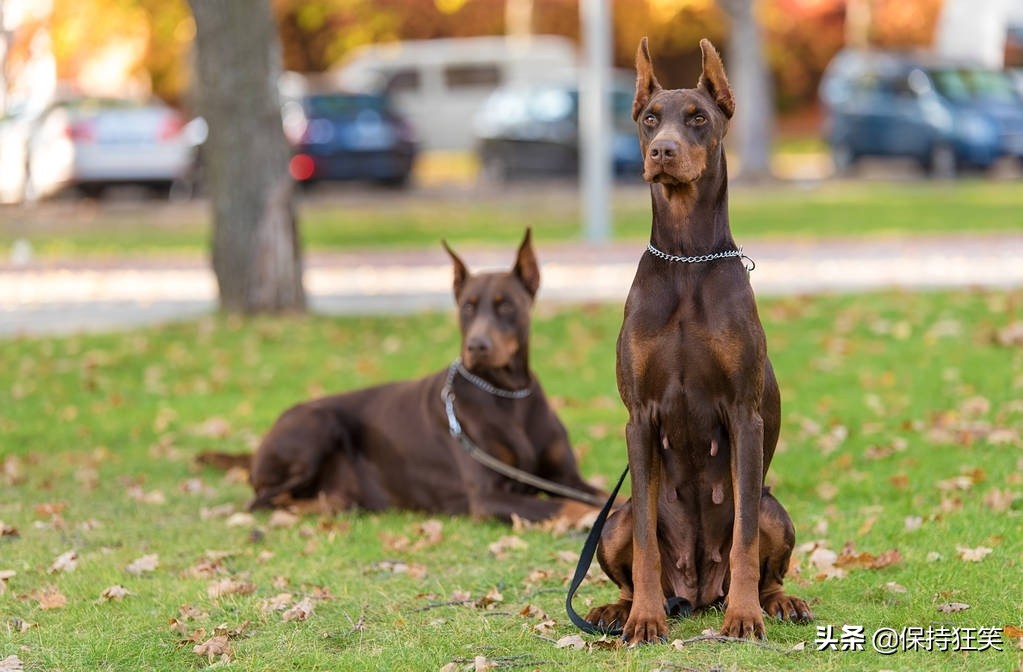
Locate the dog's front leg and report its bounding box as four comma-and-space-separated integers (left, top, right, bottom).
624, 410, 668, 643
722, 407, 765, 638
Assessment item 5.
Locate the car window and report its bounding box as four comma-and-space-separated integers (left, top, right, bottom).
384, 69, 420, 94
960, 69, 1021, 104
929, 69, 971, 103
306, 94, 387, 116
444, 64, 501, 89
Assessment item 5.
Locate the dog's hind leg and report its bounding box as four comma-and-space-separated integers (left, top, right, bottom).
757, 488, 812, 622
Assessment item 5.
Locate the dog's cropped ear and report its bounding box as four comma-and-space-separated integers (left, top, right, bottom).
442, 240, 470, 298
513, 228, 540, 299
633, 37, 662, 121
698, 38, 734, 119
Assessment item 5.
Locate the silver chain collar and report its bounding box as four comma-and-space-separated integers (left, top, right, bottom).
646, 242, 755, 272
453, 359, 532, 399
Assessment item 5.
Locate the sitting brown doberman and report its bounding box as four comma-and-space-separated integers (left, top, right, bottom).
241, 229, 603, 523
582, 39, 812, 642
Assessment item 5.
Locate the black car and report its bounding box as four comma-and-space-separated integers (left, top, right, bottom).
472, 79, 643, 181
282, 92, 417, 187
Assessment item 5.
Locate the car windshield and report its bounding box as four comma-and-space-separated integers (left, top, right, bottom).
929, 69, 971, 102
959, 69, 1020, 103
306, 94, 387, 117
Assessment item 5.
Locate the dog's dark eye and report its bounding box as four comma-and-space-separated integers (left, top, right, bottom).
461, 301, 476, 316
690, 114, 707, 126
643, 113, 658, 127
496, 301, 515, 318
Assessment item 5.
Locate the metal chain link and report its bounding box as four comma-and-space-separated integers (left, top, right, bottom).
647, 242, 755, 271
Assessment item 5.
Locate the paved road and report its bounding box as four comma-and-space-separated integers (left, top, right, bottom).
2, 232, 1022, 338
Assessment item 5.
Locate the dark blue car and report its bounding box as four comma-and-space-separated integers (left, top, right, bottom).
820, 49, 1023, 177
282, 92, 417, 187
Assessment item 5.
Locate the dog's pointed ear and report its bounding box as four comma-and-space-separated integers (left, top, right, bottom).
632, 37, 662, 121
698, 38, 734, 119
442, 239, 469, 298
513, 228, 540, 298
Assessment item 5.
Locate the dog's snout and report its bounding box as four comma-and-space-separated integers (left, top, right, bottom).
649, 138, 680, 162
466, 335, 492, 357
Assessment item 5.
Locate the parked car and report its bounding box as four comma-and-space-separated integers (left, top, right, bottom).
281, 91, 417, 188
473, 77, 643, 182
820, 49, 1023, 176
10, 96, 200, 201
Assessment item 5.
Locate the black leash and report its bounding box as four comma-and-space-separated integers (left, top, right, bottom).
441, 361, 608, 507
564, 465, 629, 635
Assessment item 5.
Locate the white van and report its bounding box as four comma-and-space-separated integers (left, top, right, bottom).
331, 36, 578, 151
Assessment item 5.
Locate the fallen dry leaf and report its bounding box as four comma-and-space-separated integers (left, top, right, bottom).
475, 586, 503, 610
488, 535, 528, 559
126, 553, 159, 575
532, 619, 557, 637
0, 569, 15, 594
0, 521, 18, 538
225, 512, 256, 527
268, 510, 300, 528
281, 597, 315, 622
192, 417, 232, 438
936, 602, 970, 613
0, 655, 24, 672
98, 585, 131, 602
192, 634, 231, 661
555, 634, 587, 650
1003, 625, 1023, 638
207, 578, 256, 599
884, 582, 907, 594
473, 656, 496, 672
36, 587, 67, 610
48, 550, 78, 574
956, 545, 993, 562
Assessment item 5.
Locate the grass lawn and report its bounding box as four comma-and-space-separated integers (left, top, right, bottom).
1, 179, 1021, 258
2, 288, 1022, 671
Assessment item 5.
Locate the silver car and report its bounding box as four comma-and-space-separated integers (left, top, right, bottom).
8, 96, 200, 201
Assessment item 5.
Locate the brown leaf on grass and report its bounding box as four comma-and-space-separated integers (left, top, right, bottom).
98, 585, 131, 602
261, 592, 294, 614
281, 597, 315, 622
983, 488, 1017, 512
532, 619, 557, 637
225, 512, 256, 527
488, 535, 527, 559
369, 560, 427, 580
0, 569, 15, 595
36, 587, 67, 610
192, 417, 232, 438
1002, 625, 1023, 638
48, 550, 78, 574
268, 510, 300, 528
126, 485, 166, 505
206, 578, 256, 599
192, 634, 231, 661
555, 634, 587, 650
936, 602, 970, 613
834, 543, 901, 570
181, 551, 234, 579
473, 656, 496, 672
0, 655, 24, 672
34, 502, 67, 518
0, 521, 18, 538
956, 545, 993, 562
475, 586, 503, 610
126, 554, 159, 575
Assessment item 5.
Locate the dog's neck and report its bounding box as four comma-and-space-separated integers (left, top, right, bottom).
648, 149, 735, 257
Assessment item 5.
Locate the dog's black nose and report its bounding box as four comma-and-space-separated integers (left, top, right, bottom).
649, 139, 679, 162
466, 336, 492, 358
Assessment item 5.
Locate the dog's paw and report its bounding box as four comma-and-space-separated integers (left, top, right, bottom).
622, 606, 669, 644
720, 608, 765, 640
762, 592, 813, 623
585, 601, 630, 634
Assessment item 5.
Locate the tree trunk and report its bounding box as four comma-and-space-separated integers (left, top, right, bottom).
719, 0, 774, 181
187, 0, 305, 313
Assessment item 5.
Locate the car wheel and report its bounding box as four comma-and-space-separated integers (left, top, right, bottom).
830, 141, 856, 176
925, 143, 957, 179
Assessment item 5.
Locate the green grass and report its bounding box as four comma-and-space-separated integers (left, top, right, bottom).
2, 179, 1021, 258
2, 290, 1022, 671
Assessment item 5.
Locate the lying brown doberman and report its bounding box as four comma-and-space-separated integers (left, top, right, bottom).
583, 39, 812, 642
243, 229, 604, 523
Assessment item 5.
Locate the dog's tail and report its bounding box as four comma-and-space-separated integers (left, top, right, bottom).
195, 451, 253, 471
